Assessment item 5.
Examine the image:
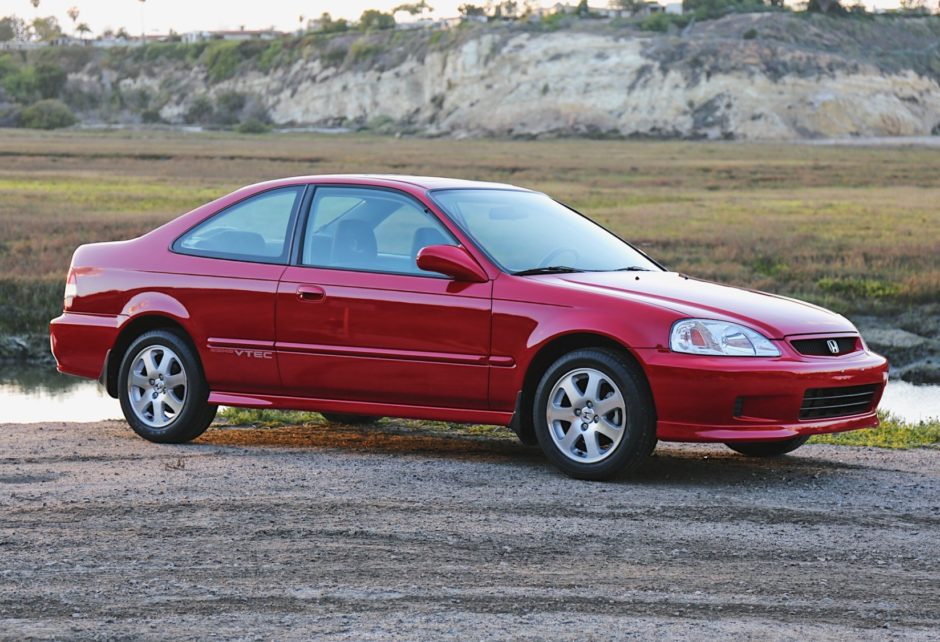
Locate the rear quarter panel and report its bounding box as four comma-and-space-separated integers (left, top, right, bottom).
61, 188, 289, 393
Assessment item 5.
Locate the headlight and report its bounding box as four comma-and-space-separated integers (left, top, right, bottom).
670, 319, 780, 357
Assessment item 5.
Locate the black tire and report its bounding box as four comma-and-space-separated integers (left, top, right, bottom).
725, 435, 810, 457
533, 348, 656, 481
118, 329, 217, 444
321, 413, 377, 425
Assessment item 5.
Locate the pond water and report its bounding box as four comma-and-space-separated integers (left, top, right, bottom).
0, 365, 121, 423
1, 364, 938, 425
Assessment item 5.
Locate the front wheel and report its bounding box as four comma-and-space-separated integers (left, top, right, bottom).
725, 435, 810, 457
533, 348, 656, 481
118, 330, 217, 444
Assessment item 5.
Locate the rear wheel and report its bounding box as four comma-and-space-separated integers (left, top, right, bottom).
533, 348, 656, 481
725, 435, 809, 457
321, 413, 377, 425
118, 330, 216, 444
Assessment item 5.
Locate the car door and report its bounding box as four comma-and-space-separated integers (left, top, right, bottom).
167, 185, 304, 393
276, 185, 492, 409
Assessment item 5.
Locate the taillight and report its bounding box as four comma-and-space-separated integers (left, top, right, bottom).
63, 269, 77, 310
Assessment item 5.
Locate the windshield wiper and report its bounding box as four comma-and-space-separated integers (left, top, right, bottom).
512, 266, 585, 276
612, 266, 653, 272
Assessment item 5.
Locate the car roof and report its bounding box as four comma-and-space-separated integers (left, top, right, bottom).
261, 174, 529, 192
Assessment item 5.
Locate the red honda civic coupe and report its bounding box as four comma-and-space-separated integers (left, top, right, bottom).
50, 175, 888, 480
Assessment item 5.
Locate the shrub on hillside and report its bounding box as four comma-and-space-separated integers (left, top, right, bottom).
201, 40, 243, 83
236, 118, 271, 134
322, 45, 349, 67
141, 108, 163, 123
539, 12, 574, 31
0, 61, 68, 103
2, 66, 37, 103
135, 41, 197, 64
0, 53, 16, 77
35, 45, 95, 74
367, 114, 396, 134
214, 90, 246, 126
184, 95, 214, 124
18, 99, 76, 129
34, 63, 67, 99
349, 39, 384, 63
258, 41, 284, 71
61, 84, 101, 112
639, 13, 689, 31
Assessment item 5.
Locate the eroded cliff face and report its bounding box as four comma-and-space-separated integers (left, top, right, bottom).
79, 15, 940, 140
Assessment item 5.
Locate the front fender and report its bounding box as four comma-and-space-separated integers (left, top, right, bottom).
490, 297, 679, 412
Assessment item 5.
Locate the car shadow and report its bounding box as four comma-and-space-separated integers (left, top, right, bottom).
628, 445, 863, 488
195, 420, 863, 486
196, 420, 541, 462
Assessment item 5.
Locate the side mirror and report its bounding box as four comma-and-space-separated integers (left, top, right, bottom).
416, 245, 488, 283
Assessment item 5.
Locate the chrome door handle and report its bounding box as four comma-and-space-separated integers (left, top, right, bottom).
296, 285, 325, 302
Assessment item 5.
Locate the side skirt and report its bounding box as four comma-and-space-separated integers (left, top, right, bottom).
208, 391, 515, 426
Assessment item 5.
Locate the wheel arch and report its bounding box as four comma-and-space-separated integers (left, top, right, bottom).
511, 331, 654, 445
104, 314, 198, 398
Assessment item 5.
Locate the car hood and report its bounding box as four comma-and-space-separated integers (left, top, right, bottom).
548, 271, 856, 339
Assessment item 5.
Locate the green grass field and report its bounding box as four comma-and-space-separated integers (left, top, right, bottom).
1, 128, 937, 446
1, 128, 938, 335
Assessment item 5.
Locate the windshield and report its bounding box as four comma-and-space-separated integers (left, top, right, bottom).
430, 189, 661, 274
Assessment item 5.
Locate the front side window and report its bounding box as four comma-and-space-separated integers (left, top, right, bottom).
430, 189, 661, 274
174, 187, 302, 263
301, 187, 456, 276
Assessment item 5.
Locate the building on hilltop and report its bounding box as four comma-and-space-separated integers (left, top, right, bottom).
182, 29, 283, 43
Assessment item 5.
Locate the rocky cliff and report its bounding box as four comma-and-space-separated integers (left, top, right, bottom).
65, 13, 940, 140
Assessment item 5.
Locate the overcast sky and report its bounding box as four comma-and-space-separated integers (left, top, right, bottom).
0, 0, 911, 35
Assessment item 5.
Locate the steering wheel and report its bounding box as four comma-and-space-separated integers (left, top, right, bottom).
538, 247, 579, 268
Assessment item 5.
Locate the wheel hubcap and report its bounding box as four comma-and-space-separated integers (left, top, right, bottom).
127, 345, 187, 429
546, 367, 627, 464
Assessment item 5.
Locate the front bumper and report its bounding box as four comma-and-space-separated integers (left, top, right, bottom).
49, 312, 122, 380
638, 348, 889, 442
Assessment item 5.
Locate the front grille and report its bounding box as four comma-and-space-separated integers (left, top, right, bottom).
791, 336, 858, 356
800, 384, 878, 420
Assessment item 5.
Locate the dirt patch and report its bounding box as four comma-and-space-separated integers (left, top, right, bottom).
0, 420, 938, 640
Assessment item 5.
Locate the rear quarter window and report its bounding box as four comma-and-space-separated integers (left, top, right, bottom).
174, 187, 303, 264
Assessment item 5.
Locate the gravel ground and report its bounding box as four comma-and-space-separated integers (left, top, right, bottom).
1, 420, 938, 641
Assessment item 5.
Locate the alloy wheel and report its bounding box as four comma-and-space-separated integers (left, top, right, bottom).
546, 367, 627, 464
126, 345, 188, 429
